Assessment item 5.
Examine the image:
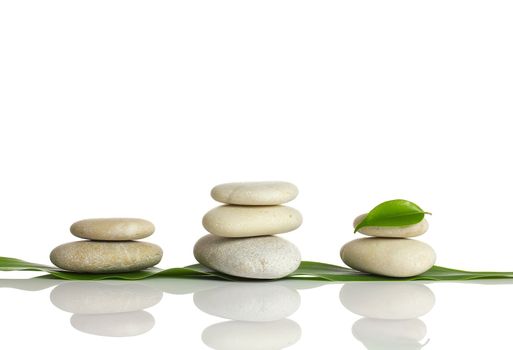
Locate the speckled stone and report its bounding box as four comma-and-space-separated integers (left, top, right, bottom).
50, 281, 162, 314
193, 234, 301, 279
50, 241, 163, 273
211, 181, 299, 205
70, 218, 155, 241
193, 283, 300, 321
70, 311, 155, 337
202, 205, 302, 238
339, 282, 436, 319
353, 213, 429, 238
202, 320, 301, 350
340, 238, 436, 277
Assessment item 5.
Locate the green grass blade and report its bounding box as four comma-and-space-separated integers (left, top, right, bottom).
3, 256, 513, 281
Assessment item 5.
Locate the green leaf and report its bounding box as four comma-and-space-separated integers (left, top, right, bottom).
354, 199, 431, 233
3, 256, 513, 282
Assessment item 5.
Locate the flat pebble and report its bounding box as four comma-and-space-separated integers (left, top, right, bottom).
50, 241, 163, 273
339, 282, 435, 319
340, 238, 436, 277
211, 181, 298, 205
50, 281, 162, 314
353, 213, 429, 238
352, 318, 427, 347
202, 205, 302, 238
70, 218, 155, 241
70, 311, 155, 337
202, 319, 301, 350
193, 283, 300, 321
193, 234, 301, 279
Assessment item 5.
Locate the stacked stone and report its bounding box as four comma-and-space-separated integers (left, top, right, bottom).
340, 283, 435, 349
50, 218, 163, 273
194, 181, 302, 279
51, 281, 162, 337
340, 214, 436, 277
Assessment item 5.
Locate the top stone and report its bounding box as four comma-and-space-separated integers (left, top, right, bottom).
211, 181, 299, 205
70, 218, 155, 241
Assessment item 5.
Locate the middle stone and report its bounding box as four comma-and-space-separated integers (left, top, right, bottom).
202, 205, 303, 238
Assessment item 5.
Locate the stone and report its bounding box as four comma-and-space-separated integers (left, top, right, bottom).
70, 218, 155, 241
352, 318, 427, 348
70, 311, 155, 337
211, 181, 298, 205
353, 213, 428, 238
339, 282, 435, 319
50, 281, 162, 314
193, 234, 301, 279
340, 238, 436, 277
202, 320, 301, 350
193, 283, 300, 321
50, 241, 163, 273
202, 205, 302, 238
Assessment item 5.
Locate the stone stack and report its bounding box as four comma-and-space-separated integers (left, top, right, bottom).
50, 218, 163, 273
340, 214, 436, 277
194, 181, 302, 279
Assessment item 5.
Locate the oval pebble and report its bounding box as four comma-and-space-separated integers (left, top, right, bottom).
70, 311, 155, 337
202, 319, 301, 350
193, 234, 301, 279
193, 283, 300, 321
50, 241, 163, 273
202, 205, 302, 238
70, 218, 155, 241
340, 238, 436, 277
50, 281, 162, 314
339, 282, 435, 319
211, 181, 299, 205
353, 213, 429, 238
352, 318, 427, 347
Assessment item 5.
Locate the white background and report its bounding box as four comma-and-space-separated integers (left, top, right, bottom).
1, 1, 513, 348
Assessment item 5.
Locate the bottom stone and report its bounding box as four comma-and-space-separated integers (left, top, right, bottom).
50, 241, 163, 273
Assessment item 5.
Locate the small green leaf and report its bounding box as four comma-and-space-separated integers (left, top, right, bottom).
354, 199, 431, 233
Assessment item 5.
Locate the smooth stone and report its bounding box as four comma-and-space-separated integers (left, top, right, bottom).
70, 311, 155, 337
352, 318, 427, 349
50, 241, 163, 273
211, 181, 299, 205
193, 234, 301, 279
339, 283, 435, 319
202, 205, 302, 238
70, 218, 155, 241
340, 238, 436, 277
353, 213, 429, 238
50, 281, 162, 314
202, 319, 301, 350
193, 283, 300, 321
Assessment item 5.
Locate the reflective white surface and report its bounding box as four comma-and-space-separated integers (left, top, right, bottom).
2, 276, 513, 348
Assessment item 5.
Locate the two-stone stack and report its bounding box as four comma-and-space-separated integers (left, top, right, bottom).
340, 213, 436, 277
194, 181, 302, 279
50, 218, 163, 273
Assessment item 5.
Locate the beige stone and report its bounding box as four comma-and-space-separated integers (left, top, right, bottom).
193, 234, 301, 279
71, 311, 154, 337
353, 213, 429, 238
70, 218, 155, 241
50, 241, 163, 273
211, 181, 298, 205
340, 238, 436, 277
202, 205, 302, 238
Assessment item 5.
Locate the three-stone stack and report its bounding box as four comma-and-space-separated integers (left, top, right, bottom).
50, 218, 163, 273
194, 181, 302, 279
340, 214, 436, 277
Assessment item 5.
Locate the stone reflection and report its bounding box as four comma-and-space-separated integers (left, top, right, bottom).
194, 282, 302, 349
340, 282, 435, 350
51, 281, 163, 337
